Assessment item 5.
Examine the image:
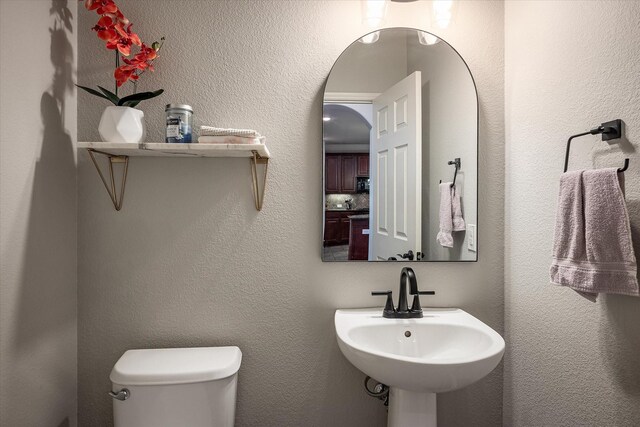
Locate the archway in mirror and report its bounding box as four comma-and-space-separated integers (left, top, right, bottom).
322, 27, 478, 262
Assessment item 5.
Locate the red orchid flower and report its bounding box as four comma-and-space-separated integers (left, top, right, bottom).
117, 43, 159, 85
135, 44, 157, 61
121, 44, 157, 68
81, 0, 164, 95
124, 23, 141, 47
85, 0, 118, 15
112, 9, 129, 26
114, 64, 139, 87
106, 36, 132, 56
91, 15, 116, 41
109, 23, 141, 52
122, 57, 146, 71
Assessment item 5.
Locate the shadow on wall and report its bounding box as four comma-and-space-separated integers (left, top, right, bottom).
14, 0, 75, 344
10, 1, 75, 425
49, 0, 74, 118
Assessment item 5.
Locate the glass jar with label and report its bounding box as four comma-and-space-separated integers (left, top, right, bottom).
165, 104, 193, 143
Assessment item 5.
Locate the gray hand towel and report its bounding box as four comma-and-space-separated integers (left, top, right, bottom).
452, 186, 466, 232
550, 168, 639, 301
437, 183, 465, 247
437, 183, 454, 248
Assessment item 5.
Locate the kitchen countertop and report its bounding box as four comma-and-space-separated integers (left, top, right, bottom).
348, 214, 369, 220
326, 208, 370, 212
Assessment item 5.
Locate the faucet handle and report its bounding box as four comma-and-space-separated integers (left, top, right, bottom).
410, 291, 435, 316
372, 291, 396, 318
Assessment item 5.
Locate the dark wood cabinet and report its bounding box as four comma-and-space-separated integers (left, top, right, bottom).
324, 216, 341, 246
324, 210, 368, 247
325, 155, 341, 194
325, 153, 368, 194
348, 217, 369, 260
340, 155, 357, 193
357, 154, 369, 176
324, 211, 343, 246
340, 215, 351, 242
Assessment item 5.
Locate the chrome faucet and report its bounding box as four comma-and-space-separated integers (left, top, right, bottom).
372, 267, 435, 318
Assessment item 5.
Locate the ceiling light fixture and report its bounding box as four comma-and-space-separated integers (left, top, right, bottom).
433, 0, 455, 29
360, 0, 456, 44
362, 0, 388, 27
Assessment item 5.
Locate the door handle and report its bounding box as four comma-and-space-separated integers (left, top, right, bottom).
396, 250, 414, 260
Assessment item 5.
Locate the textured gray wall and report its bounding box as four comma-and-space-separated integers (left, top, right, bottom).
0, 1, 77, 426
77, 1, 504, 426
504, 1, 640, 425
407, 39, 478, 261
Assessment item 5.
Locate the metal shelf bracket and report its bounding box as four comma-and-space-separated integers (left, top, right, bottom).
82, 144, 269, 212
87, 149, 129, 211
250, 150, 269, 211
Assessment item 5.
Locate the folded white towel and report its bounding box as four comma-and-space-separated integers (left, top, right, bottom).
198, 135, 264, 144
437, 183, 466, 247
199, 126, 261, 138
549, 168, 638, 301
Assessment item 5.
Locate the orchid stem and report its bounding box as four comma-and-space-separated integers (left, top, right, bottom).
115, 52, 119, 98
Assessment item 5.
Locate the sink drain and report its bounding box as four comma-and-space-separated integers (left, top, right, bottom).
404, 331, 412, 337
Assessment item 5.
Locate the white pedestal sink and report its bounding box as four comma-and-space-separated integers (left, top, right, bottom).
335, 308, 505, 427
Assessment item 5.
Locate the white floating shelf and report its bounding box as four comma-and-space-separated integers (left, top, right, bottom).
78, 141, 270, 211
78, 141, 270, 158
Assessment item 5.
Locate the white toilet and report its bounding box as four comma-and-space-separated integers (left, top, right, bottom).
110, 346, 242, 427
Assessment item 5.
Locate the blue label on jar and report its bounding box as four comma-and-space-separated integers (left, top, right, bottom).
166, 117, 192, 143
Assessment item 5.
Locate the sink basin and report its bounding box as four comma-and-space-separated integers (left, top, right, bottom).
335, 308, 504, 393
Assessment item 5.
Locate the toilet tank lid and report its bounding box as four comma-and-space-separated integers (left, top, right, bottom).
110, 346, 242, 386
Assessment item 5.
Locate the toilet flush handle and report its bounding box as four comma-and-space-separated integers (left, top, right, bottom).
109, 388, 130, 401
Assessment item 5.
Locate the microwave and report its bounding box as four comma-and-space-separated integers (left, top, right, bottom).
356, 177, 370, 193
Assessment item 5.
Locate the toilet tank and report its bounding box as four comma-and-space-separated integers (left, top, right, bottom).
110, 347, 242, 427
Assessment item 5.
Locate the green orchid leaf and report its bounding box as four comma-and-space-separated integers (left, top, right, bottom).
75, 84, 113, 103
117, 89, 164, 106
122, 100, 140, 108
97, 86, 121, 105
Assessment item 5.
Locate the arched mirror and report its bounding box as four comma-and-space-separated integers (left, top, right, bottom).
322, 28, 478, 262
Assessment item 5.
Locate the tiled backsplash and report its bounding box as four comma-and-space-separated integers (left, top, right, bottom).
325, 193, 369, 210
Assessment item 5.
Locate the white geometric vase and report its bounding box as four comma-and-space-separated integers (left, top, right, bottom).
98, 106, 145, 143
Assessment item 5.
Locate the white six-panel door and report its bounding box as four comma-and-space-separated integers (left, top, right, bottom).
370, 71, 422, 260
